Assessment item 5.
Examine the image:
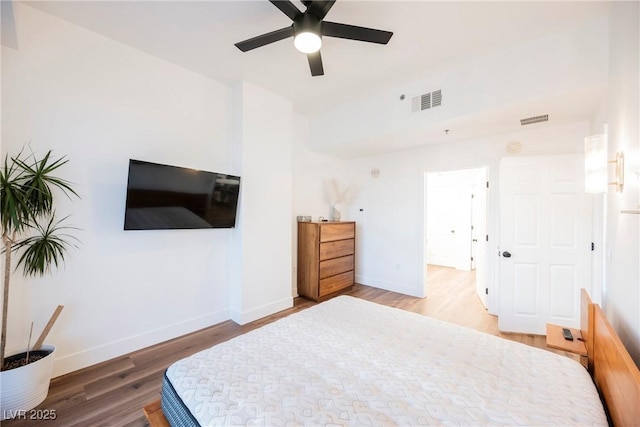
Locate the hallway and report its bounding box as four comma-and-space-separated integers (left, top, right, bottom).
424, 264, 495, 331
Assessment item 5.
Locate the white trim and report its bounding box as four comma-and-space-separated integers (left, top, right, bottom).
52, 309, 229, 377
356, 275, 424, 298
230, 297, 293, 326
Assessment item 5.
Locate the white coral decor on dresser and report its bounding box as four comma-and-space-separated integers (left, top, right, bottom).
324, 178, 352, 221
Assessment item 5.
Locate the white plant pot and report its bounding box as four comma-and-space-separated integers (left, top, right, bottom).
0, 345, 55, 420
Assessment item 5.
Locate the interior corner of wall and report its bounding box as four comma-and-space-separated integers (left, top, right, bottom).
229, 296, 293, 326
1, 0, 19, 51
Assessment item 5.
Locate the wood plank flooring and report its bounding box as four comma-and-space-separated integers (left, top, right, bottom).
4, 265, 574, 426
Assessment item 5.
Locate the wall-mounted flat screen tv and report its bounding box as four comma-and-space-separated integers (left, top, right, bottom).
124, 159, 240, 230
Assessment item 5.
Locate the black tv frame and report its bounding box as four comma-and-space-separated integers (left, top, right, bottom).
123, 159, 240, 230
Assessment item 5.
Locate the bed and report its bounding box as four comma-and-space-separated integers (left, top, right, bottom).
144, 291, 640, 426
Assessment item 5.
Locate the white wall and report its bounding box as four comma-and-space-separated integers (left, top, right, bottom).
293, 117, 347, 221
599, 1, 640, 365
1, 4, 236, 376
229, 82, 294, 324
342, 121, 590, 310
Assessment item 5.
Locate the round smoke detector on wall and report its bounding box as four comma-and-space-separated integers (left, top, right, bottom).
506, 141, 523, 154
371, 168, 380, 178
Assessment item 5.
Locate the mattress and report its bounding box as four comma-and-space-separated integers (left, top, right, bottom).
162, 296, 607, 426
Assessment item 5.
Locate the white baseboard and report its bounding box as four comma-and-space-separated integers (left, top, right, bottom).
230, 296, 293, 325
52, 308, 229, 377
356, 275, 424, 298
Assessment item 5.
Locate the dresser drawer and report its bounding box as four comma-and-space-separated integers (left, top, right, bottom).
320, 239, 355, 261
319, 255, 354, 279
320, 223, 355, 242
319, 271, 354, 297
298, 221, 356, 302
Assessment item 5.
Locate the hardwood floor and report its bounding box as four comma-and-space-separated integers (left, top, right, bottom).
4, 265, 574, 426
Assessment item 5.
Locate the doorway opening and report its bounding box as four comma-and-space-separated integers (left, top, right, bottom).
424, 167, 489, 308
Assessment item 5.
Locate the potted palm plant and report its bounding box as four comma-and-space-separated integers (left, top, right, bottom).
0, 147, 78, 418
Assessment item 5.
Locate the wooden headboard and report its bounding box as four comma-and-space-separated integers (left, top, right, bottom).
580, 289, 595, 370
580, 289, 640, 426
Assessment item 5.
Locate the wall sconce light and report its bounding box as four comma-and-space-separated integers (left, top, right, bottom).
584, 133, 624, 193
609, 151, 624, 193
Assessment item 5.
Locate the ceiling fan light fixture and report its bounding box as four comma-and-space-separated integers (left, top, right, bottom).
234, 0, 393, 76
294, 31, 322, 53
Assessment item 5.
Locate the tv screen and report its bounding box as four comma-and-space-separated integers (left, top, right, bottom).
124, 159, 240, 230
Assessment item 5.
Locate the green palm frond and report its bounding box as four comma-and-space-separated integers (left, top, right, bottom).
0, 153, 31, 234
12, 150, 78, 219
13, 214, 80, 277
1, 149, 78, 234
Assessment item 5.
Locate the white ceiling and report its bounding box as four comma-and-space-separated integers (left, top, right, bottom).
24, 0, 612, 119
15, 1, 615, 158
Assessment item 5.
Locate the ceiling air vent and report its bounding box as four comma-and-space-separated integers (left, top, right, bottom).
421, 93, 431, 110
412, 89, 443, 113
520, 114, 549, 126
431, 89, 442, 107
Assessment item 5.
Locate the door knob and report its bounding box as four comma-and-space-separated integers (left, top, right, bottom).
502, 251, 512, 258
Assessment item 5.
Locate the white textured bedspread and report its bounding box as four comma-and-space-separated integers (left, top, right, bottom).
165, 296, 606, 426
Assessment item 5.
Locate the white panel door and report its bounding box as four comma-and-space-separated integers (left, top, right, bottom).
472, 180, 488, 307
498, 155, 591, 334
426, 184, 459, 268
453, 191, 473, 271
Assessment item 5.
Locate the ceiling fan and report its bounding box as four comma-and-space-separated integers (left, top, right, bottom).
234, 0, 393, 76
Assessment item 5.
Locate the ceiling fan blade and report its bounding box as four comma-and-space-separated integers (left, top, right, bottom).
322, 21, 393, 44
301, 0, 313, 6
268, 0, 301, 21
307, 1, 336, 20
307, 51, 324, 76
235, 27, 294, 52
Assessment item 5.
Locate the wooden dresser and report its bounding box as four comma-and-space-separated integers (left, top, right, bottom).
297, 221, 355, 301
